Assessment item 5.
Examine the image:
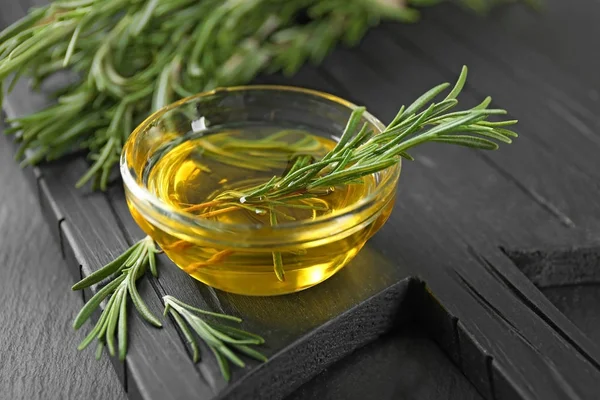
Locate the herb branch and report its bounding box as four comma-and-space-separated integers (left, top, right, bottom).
151, 66, 517, 281
72, 237, 267, 379
183, 66, 517, 216
164, 295, 267, 381
0, 0, 419, 190
72, 236, 162, 360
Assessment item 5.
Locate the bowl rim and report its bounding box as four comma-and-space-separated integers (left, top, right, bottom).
120, 84, 401, 235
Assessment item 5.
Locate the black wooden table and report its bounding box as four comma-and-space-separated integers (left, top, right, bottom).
2, 1, 600, 399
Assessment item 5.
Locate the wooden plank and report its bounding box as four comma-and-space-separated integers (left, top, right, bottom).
288, 326, 483, 400
419, 4, 600, 169
371, 202, 600, 399
471, 244, 600, 370
319, 38, 580, 248
4, 2, 600, 399
542, 285, 600, 342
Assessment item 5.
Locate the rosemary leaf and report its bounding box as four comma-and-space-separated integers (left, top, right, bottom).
95, 341, 105, 360
117, 288, 128, 361
71, 244, 137, 290
232, 344, 269, 363
106, 288, 125, 356
73, 236, 162, 358
169, 308, 201, 363
210, 345, 231, 382
163, 295, 242, 322
73, 274, 125, 329
164, 295, 267, 380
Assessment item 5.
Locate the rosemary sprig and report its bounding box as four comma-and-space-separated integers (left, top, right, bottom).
72, 236, 162, 360
163, 295, 267, 381
71, 237, 268, 380
187, 66, 517, 213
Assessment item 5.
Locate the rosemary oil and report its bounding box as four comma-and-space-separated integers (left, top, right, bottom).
127, 124, 394, 295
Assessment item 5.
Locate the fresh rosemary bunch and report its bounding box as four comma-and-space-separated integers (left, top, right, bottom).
0, 0, 529, 190
0, 0, 419, 190
163, 295, 267, 381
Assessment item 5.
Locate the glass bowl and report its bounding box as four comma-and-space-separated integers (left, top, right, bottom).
120, 86, 401, 296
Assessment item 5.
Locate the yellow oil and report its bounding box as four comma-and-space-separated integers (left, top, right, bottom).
128, 125, 394, 295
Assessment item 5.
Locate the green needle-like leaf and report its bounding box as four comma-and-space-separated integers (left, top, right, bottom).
118, 288, 128, 361
73, 274, 125, 329
73, 236, 162, 360
232, 344, 269, 362
445, 65, 468, 101
210, 345, 231, 382
95, 342, 105, 360
127, 261, 163, 328
106, 288, 124, 356
269, 210, 285, 282
148, 250, 158, 278
72, 244, 138, 290
169, 308, 200, 363
164, 296, 267, 381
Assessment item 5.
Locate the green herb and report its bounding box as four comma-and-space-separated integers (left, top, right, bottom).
0, 0, 414, 190
185, 66, 517, 215
72, 237, 267, 380
163, 295, 267, 381
72, 236, 162, 360
0, 0, 528, 190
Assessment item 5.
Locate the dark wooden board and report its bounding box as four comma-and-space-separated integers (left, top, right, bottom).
3, 1, 600, 400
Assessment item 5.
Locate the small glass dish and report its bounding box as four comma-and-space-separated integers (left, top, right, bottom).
121, 86, 401, 296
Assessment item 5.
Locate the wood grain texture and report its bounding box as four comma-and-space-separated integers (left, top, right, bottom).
486, 0, 600, 90
426, 3, 600, 126
0, 130, 126, 400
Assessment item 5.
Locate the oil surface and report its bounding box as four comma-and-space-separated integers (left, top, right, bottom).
129, 124, 391, 295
